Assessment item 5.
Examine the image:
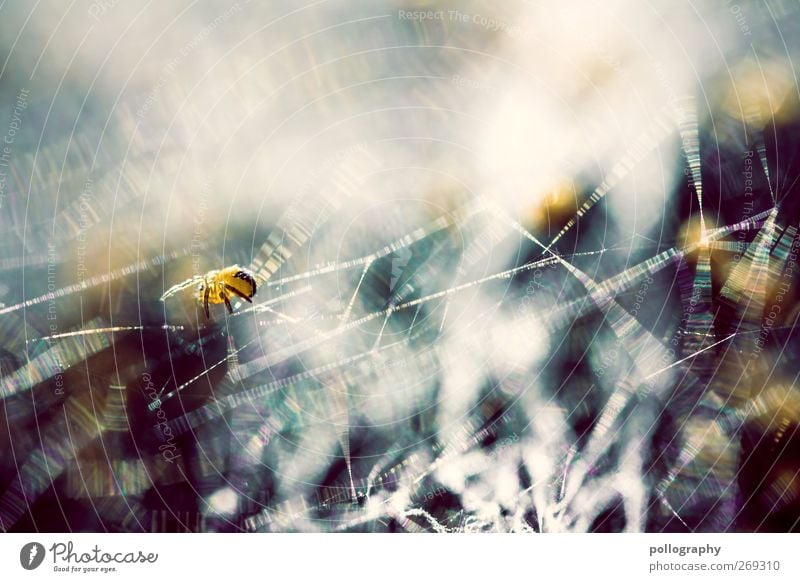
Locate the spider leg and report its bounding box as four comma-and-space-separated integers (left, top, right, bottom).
222, 292, 234, 314
161, 275, 203, 301
224, 283, 253, 303
203, 282, 211, 318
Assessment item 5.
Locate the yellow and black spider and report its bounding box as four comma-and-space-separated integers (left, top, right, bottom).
161, 265, 259, 318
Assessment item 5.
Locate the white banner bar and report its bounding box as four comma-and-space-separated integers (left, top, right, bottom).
1, 533, 798, 581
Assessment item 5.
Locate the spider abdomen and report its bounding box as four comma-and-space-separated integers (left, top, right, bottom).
194, 265, 259, 317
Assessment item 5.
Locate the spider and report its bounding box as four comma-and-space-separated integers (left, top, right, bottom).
161, 265, 259, 318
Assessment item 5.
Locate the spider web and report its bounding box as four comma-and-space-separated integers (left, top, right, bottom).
1, 1, 800, 534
